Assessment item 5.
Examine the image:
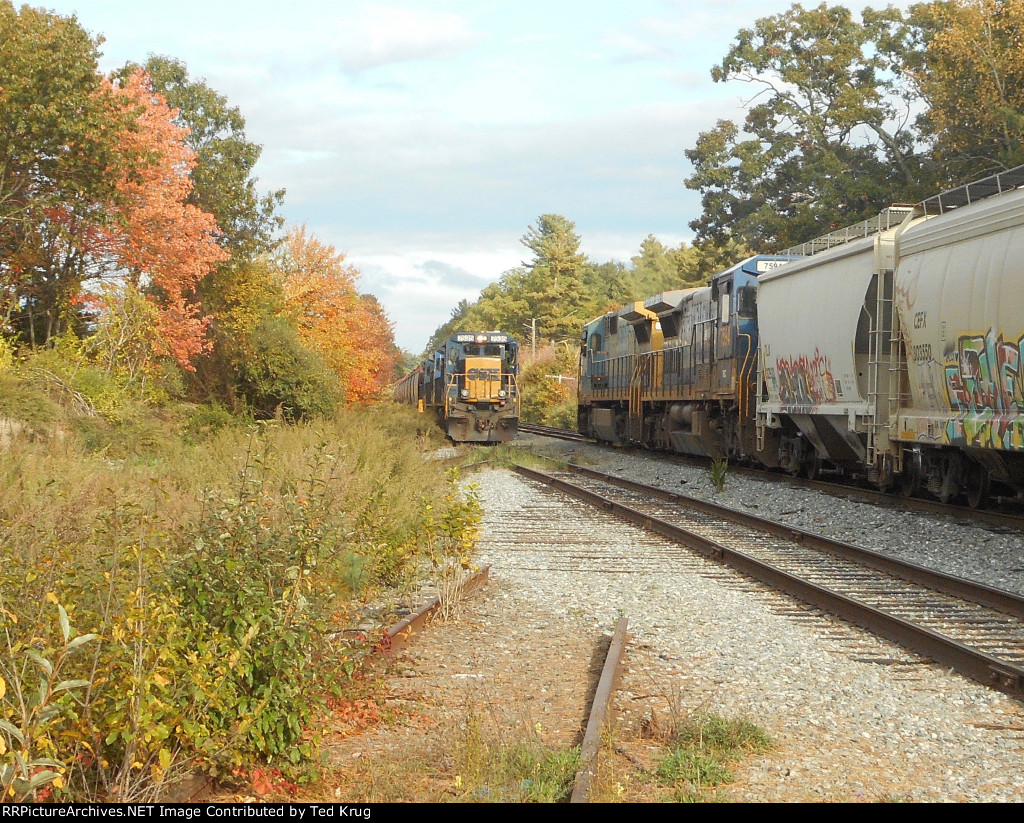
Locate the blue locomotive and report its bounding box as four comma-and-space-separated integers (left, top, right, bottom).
395, 331, 520, 443
578, 254, 794, 460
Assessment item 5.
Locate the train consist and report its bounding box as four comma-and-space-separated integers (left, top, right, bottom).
395, 331, 520, 442
578, 165, 1024, 508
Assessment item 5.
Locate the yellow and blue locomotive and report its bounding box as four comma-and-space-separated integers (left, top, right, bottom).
577, 255, 794, 459
395, 331, 520, 443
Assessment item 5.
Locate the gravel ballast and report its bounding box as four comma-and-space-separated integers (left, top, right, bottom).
465, 437, 1024, 802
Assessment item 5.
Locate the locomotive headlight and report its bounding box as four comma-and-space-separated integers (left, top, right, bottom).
498, 390, 507, 398
460, 389, 470, 398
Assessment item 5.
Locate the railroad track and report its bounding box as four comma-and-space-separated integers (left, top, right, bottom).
516, 423, 1024, 532
518, 422, 586, 442
513, 463, 1024, 700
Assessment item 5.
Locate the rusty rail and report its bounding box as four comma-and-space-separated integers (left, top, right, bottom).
385, 566, 491, 651
570, 617, 629, 804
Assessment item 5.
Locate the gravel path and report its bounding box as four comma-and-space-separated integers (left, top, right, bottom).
464, 437, 1024, 802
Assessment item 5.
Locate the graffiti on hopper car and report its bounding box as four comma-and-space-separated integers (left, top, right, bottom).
943, 328, 1024, 449
775, 350, 838, 407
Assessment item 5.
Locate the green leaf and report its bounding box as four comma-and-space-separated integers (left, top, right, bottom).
27, 770, 59, 789
53, 679, 91, 693
66, 633, 99, 651
27, 650, 52, 677
58, 604, 70, 644
0, 718, 26, 745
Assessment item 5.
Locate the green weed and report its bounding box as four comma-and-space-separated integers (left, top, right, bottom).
452, 707, 579, 803
655, 712, 772, 802
710, 457, 729, 493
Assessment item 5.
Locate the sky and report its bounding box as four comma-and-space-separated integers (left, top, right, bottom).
46, 0, 912, 352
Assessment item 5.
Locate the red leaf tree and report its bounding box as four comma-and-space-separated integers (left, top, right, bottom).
97, 71, 228, 369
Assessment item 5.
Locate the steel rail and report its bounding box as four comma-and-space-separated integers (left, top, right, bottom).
513, 465, 1024, 699
565, 465, 1024, 619
518, 422, 1024, 531
518, 422, 586, 442
385, 565, 491, 651
570, 617, 629, 804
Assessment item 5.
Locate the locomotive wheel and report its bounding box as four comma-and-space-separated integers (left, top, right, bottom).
965, 461, 991, 510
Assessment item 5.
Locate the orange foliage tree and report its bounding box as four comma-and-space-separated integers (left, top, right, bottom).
278, 227, 397, 404
95, 71, 228, 369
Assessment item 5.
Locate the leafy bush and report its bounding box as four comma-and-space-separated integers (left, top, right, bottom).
0, 407, 481, 800
232, 315, 341, 421
519, 343, 577, 427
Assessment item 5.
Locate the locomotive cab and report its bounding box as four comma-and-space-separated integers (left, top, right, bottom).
442, 332, 520, 442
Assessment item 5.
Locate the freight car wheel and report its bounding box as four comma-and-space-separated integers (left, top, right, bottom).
803, 455, 822, 481
900, 450, 922, 498
965, 462, 991, 510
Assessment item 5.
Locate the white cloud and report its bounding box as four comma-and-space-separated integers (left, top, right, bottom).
332, 6, 482, 72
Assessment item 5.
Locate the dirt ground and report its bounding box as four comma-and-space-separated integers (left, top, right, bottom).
206, 572, 750, 805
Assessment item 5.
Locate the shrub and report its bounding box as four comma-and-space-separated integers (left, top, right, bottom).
0, 408, 482, 799
232, 315, 341, 421
519, 343, 577, 427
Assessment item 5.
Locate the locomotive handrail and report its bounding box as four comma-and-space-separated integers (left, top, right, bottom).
737, 332, 754, 420
443, 371, 519, 418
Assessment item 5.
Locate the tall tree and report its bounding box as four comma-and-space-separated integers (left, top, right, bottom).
101, 70, 228, 369
0, 1, 138, 343
685, 2, 926, 251
628, 235, 706, 295
910, 0, 1024, 180
519, 214, 593, 341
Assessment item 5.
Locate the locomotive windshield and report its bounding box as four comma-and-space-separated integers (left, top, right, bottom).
463, 344, 506, 357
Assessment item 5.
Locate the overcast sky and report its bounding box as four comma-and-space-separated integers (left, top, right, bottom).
48, 0, 910, 352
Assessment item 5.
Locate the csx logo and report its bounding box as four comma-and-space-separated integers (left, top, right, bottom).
913, 311, 927, 329
467, 368, 499, 380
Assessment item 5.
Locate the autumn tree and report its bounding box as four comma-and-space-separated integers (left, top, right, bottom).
98, 70, 228, 369
0, 2, 139, 344
910, 0, 1024, 180
119, 56, 284, 260
685, 2, 927, 251
278, 227, 398, 404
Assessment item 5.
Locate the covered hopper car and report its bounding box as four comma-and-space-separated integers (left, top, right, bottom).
395, 331, 520, 443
